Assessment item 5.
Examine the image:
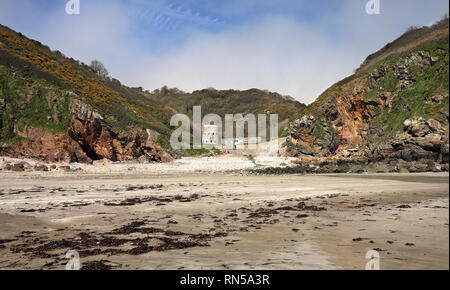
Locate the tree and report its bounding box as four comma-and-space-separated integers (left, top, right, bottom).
160, 85, 169, 95
437, 13, 449, 25
405, 25, 419, 33
90, 60, 109, 79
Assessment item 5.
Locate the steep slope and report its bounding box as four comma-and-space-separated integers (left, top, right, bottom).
286, 18, 449, 172
0, 24, 173, 163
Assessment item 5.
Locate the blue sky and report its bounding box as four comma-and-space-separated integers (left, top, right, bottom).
0, 0, 448, 103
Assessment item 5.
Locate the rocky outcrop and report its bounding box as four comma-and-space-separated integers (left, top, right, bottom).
286, 77, 372, 158
288, 115, 333, 156
254, 157, 448, 175
68, 100, 172, 163
372, 117, 449, 164
0, 99, 173, 164
0, 127, 88, 163
0, 157, 87, 172
285, 114, 449, 173
285, 45, 449, 172
370, 50, 434, 89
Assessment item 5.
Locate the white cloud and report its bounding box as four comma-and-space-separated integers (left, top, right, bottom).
38, 2, 132, 66
1, 0, 449, 104
131, 16, 362, 104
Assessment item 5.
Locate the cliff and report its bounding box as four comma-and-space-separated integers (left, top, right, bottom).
285, 19, 449, 173
0, 24, 173, 163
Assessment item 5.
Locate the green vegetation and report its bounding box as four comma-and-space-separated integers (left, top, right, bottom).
293, 31, 449, 147
382, 71, 398, 92
280, 130, 290, 138
212, 147, 224, 155
0, 24, 173, 146
355, 16, 448, 74
0, 65, 73, 143
1, 22, 448, 154
369, 37, 449, 140
313, 121, 327, 139
364, 89, 377, 100
150, 87, 306, 138
185, 147, 224, 157
0, 24, 307, 149
152, 88, 304, 120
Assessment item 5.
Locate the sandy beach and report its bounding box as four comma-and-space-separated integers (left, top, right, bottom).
0, 167, 448, 270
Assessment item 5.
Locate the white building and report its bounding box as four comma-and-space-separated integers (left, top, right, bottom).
202, 125, 219, 146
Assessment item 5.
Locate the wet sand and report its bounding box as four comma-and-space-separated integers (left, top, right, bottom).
0, 172, 448, 270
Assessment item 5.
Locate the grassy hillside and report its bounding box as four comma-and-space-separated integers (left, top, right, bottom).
152, 87, 304, 119
356, 16, 449, 74
0, 64, 72, 144
367, 37, 449, 141
295, 18, 449, 145
150, 87, 306, 137
0, 24, 173, 146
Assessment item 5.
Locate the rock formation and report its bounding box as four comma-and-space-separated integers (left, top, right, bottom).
0, 99, 173, 164
285, 40, 449, 172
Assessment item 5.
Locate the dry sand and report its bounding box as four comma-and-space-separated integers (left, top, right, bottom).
1, 154, 296, 174
0, 170, 448, 270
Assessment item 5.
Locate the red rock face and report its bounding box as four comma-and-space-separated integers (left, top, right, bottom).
67, 100, 172, 163
329, 77, 370, 152
288, 77, 373, 158
0, 100, 173, 164
287, 70, 449, 166
0, 127, 90, 163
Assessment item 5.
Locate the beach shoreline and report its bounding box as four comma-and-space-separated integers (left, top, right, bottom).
0, 171, 448, 270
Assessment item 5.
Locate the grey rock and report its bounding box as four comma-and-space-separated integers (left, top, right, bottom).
11, 163, 25, 172
440, 139, 449, 163
404, 117, 431, 137
408, 161, 430, 173
425, 94, 447, 104
431, 56, 439, 65
398, 168, 410, 174
370, 66, 386, 81
367, 162, 395, 173
68, 91, 78, 98
70, 99, 103, 121
146, 128, 161, 144
364, 99, 380, 107
415, 139, 441, 152
400, 145, 437, 162
34, 165, 49, 172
